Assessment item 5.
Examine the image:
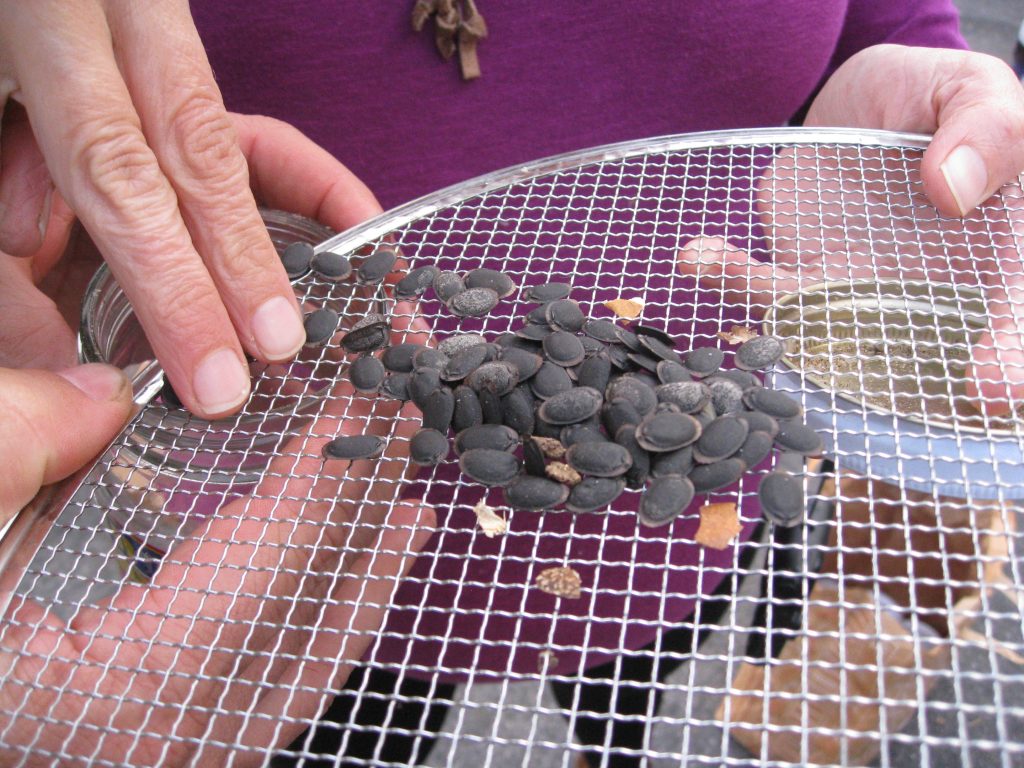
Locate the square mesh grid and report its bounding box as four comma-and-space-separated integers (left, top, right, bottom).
1, 129, 1023, 767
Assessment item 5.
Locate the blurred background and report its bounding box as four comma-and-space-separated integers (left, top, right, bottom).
954, 0, 1022, 75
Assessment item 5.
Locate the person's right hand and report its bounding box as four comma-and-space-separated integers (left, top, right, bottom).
0, 2, 380, 419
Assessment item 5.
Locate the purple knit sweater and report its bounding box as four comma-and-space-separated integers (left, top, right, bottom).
191, 1, 965, 679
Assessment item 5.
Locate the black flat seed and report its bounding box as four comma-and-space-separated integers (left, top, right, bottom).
443, 344, 490, 382
380, 372, 412, 401
651, 445, 694, 478
394, 264, 440, 299
422, 387, 455, 432
348, 354, 386, 393
602, 397, 641, 437
454, 424, 520, 455
774, 420, 823, 456
358, 246, 397, 284
504, 475, 569, 510
657, 360, 692, 384
605, 344, 631, 370
533, 418, 564, 439
542, 331, 586, 368
566, 441, 632, 478
689, 458, 747, 493
408, 368, 442, 409
381, 343, 424, 373
480, 389, 504, 424
452, 385, 483, 432
567, 477, 626, 513
635, 411, 701, 452
580, 335, 606, 357
482, 343, 502, 362
628, 353, 661, 374
695, 402, 717, 428
494, 331, 518, 348
614, 327, 643, 352
735, 430, 774, 468
606, 375, 658, 416
759, 471, 805, 526
323, 434, 385, 461
637, 335, 683, 365
523, 437, 547, 477
526, 282, 572, 302
545, 299, 586, 333
684, 347, 724, 378
694, 416, 749, 463
704, 376, 745, 416
743, 387, 802, 419
615, 425, 650, 489
737, 409, 779, 437
159, 378, 183, 409
639, 476, 695, 527
735, 335, 785, 371
526, 304, 552, 325
717, 368, 760, 389
539, 386, 603, 425
341, 326, 388, 353
584, 319, 621, 343
656, 402, 681, 414
577, 354, 612, 393
351, 313, 389, 333
303, 308, 340, 347
560, 423, 607, 447
499, 346, 544, 381
281, 241, 313, 278
466, 361, 520, 397
432, 271, 465, 303
409, 428, 449, 466
633, 324, 676, 348
449, 287, 500, 318
438, 333, 485, 357
531, 361, 574, 399
464, 268, 516, 298
501, 387, 536, 436
459, 448, 521, 486
633, 370, 660, 390
413, 347, 448, 371
311, 250, 352, 282
516, 323, 553, 341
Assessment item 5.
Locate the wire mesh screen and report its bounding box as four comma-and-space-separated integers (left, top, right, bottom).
1, 128, 1023, 767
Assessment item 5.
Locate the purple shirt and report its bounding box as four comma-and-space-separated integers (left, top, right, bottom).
191, 1, 965, 679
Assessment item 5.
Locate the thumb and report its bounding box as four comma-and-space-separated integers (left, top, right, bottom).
0, 364, 134, 524
922, 55, 1024, 218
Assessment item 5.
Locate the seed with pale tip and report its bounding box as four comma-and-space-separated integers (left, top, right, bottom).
323, 434, 385, 461
639, 476, 695, 527
409, 428, 449, 466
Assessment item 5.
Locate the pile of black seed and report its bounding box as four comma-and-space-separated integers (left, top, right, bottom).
302, 247, 822, 528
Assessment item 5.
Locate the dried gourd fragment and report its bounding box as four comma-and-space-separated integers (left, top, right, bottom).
695, 502, 742, 550
536, 566, 582, 599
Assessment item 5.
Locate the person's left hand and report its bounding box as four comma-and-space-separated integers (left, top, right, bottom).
677, 44, 1024, 415
0, 113, 384, 373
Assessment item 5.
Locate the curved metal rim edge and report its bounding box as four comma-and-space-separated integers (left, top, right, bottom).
315, 127, 932, 255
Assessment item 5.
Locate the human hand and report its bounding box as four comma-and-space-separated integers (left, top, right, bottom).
678, 45, 1024, 416
0, 347, 435, 765
0, 2, 383, 418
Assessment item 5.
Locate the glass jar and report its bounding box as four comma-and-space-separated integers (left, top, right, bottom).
77, 209, 366, 582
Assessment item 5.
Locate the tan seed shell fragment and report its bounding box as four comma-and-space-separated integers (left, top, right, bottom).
718, 324, 759, 345
546, 461, 582, 486
536, 566, 582, 599
537, 650, 559, 673
473, 498, 507, 538
695, 502, 742, 550
533, 435, 566, 460
603, 297, 644, 320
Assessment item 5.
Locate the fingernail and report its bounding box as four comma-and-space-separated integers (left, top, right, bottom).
940, 145, 988, 216
58, 364, 129, 402
192, 349, 250, 415
251, 295, 305, 360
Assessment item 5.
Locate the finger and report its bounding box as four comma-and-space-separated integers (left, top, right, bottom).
107, 3, 306, 367
0, 364, 133, 525
232, 114, 384, 232
922, 55, 1024, 218
237, 501, 435, 752
1, 2, 251, 419
0, 257, 77, 369
676, 235, 804, 312
0, 102, 54, 256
